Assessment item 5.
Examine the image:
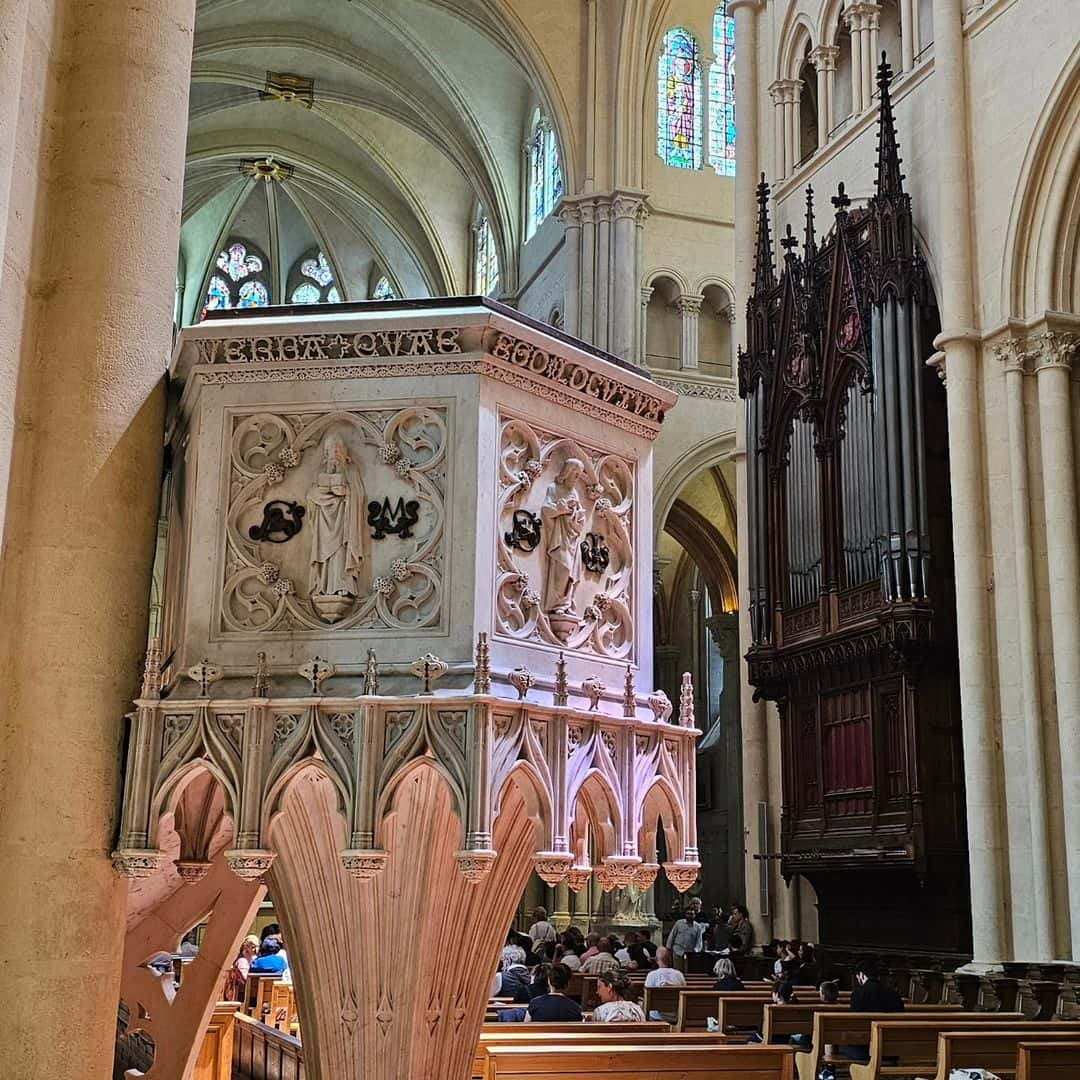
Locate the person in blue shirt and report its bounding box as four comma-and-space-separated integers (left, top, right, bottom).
248, 937, 287, 976
526, 963, 582, 1022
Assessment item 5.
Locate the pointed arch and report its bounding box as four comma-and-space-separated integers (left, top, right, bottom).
375, 757, 468, 850
637, 775, 686, 862
495, 760, 553, 851
569, 768, 624, 862
263, 757, 351, 839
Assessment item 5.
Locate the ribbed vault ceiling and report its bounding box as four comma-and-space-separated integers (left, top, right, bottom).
181, 0, 551, 323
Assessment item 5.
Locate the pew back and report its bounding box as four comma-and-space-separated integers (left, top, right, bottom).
794, 1007, 964, 1080
931, 1026, 1080, 1080
1017, 1040, 1080, 1080
482, 1042, 796, 1079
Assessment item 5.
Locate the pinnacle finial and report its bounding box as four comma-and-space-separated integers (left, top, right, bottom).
622, 664, 636, 718
141, 639, 162, 701
804, 185, 817, 259
753, 174, 776, 294
679, 672, 694, 727
554, 652, 569, 707
363, 648, 379, 696
873, 52, 905, 199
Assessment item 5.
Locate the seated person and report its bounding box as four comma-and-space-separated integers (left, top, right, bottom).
841, 959, 904, 1062
579, 932, 602, 962
526, 963, 583, 1022
580, 936, 620, 975
513, 963, 550, 1004
712, 956, 744, 991
819, 979, 840, 1004
493, 944, 530, 999
248, 937, 286, 977
594, 973, 646, 1022
748, 981, 797, 1044
645, 946, 685, 1020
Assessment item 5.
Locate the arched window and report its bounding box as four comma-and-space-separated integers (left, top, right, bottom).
288, 249, 341, 305
657, 29, 703, 170
709, 4, 736, 176
372, 275, 396, 300
202, 239, 271, 317
474, 208, 499, 296
527, 110, 564, 239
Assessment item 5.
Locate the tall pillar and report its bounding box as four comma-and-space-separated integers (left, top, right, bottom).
996, 340, 1055, 961
572, 879, 592, 930
558, 203, 582, 336
1032, 329, 1080, 959
768, 80, 786, 178
810, 45, 838, 145
726, 306, 738, 374
611, 193, 646, 361
900, 0, 915, 70
553, 881, 572, 930
595, 204, 612, 351
864, 3, 881, 101
640, 286, 654, 367
0, 1, 197, 1076
677, 295, 703, 370
848, 7, 865, 114
729, 0, 772, 941
784, 82, 800, 173
931, 0, 1007, 963
579, 202, 597, 343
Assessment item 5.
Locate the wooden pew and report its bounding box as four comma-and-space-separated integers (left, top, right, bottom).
1017, 1040, 1080, 1080
474, 1030, 725, 1080
268, 981, 297, 1033
847, 1016, 1046, 1080
927, 1026, 1080, 1080
482, 1042, 796, 1079
701, 992, 853, 1037
794, 1007, 965, 1080
762, 1003, 852, 1044
194, 1002, 239, 1080
243, 973, 279, 1020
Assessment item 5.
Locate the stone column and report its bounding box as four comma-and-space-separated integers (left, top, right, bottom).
900, 0, 915, 70
677, 295, 703, 370
557, 203, 582, 337
768, 80, 787, 178
729, 0, 771, 941
931, 0, 1007, 963
864, 2, 881, 99
785, 80, 801, 172
810, 45, 838, 144
572, 879, 592, 930
0, 1, 197, 1076
579, 201, 598, 344
996, 339, 1055, 961
640, 286, 654, 367
611, 193, 646, 361
1032, 328, 1080, 959
595, 203, 612, 352
726, 306, 738, 375
553, 881, 572, 930
847, 5, 865, 114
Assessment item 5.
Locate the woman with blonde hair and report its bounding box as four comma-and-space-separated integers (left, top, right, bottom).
223, 934, 260, 1002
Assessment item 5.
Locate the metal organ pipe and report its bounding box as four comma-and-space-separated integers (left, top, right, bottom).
747, 393, 760, 640
756, 389, 770, 639
883, 295, 904, 600
911, 302, 931, 599
870, 306, 891, 599
896, 297, 919, 600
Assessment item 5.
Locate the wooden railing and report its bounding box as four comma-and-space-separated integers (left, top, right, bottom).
232, 1011, 304, 1080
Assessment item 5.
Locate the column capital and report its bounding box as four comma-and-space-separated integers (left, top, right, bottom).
995, 321, 1080, 375
769, 78, 803, 104
675, 295, 704, 317
612, 191, 649, 222
555, 202, 582, 228
809, 44, 839, 71
726, 0, 764, 11
640, 285, 655, 307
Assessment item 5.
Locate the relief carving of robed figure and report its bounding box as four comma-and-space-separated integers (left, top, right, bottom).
541, 458, 586, 616
308, 433, 368, 611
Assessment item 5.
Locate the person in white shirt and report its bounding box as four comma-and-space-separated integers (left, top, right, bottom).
666, 908, 705, 968
593, 973, 646, 1022
527, 906, 557, 949
644, 946, 686, 988
644, 946, 686, 1020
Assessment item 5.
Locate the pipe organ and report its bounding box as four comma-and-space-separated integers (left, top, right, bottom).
738, 59, 969, 951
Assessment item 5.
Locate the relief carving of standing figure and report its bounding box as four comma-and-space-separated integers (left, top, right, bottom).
541, 458, 586, 615
308, 433, 368, 610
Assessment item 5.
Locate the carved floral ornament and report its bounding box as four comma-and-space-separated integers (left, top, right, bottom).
222, 405, 447, 635
495, 413, 636, 660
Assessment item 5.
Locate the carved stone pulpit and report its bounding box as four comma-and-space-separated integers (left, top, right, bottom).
113, 299, 700, 1080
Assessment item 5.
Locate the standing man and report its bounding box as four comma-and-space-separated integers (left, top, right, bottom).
527, 906, 557, 953
666, 907, 705, 970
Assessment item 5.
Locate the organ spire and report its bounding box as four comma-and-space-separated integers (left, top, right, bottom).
874, 52, 905, 200
752, 174, 776, 294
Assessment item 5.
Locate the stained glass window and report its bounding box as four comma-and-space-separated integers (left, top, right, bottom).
474, 208, 499, 296
372, 276, 396, 300
709, 4, 736, 176
658, 29, 702, 169
200, 240, 271, 318
527, 112, 563, 239
288, 248, 341, 305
